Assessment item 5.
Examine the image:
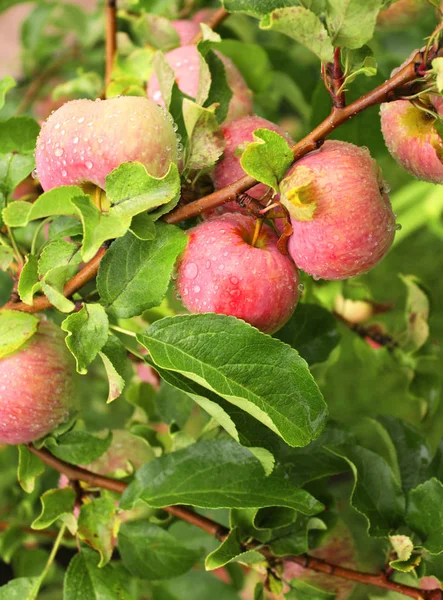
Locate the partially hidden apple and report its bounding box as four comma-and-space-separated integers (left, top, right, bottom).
0, 318, 77, 445
176, 214, 300, 333
171, 19, 200, 45
280, 140, 396, 280
35, 96, 179, 191
147, 45, 253, 122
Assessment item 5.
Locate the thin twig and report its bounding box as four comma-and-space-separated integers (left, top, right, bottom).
190, 7, 230, 44
163, 46, 435, 224
27, 445, 442, 600
105, 0, 118, 87
2, 247, 106, 313
326, 47, 346, 109
0, 521, 59, 539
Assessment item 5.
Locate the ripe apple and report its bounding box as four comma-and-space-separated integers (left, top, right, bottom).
35, 96, 179, 192
280, 140, 396, 280
207, 115, 293, 218
380, 95, 443, 184
377, 0, 424, 29
147, 45, 253, 122
171, 19, 200, 45
176, 214, 300, 333
0, 319, 76, 445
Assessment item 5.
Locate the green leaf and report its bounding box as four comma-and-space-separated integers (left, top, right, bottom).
286, 579, 336, 599
389, 534, 416, 572
53, 70, 102, 101
406, 479, 443, 554
2, 186, 83, 228
0, 246, 14, 270
433, 57, 443, 93
130, 212, 156, 240
0, 76, 16, 109
203, 50, 233, 124
218, 40, 272, 93
31, 488, 77, 534
269, 516, 327, 557
118, 521, 200, 580
97, 224, 187, 319
78, 497, 118, 567
106, 162, 181, 219
137, 314, 327, 448
38, 240, 83, 313
17, 446, 45, 494
0, 117, 39, 154
17, 254, 40, 305
98, 335, 129, 403
223, 0, 298, 18
260, 7, 334, 64
121, 438, 324, 513
0, 153, 35, 198
326, 0, 384, 49
182, 99, 225, 171
205, 528, 264, 570
240, 128, 293, 192
327, 445, 405, 537
62, 305, 109, 374
150, 570, 243, 600
44, 430, 113, 465
275, 304, 340, 365
0, 310, 39, 359
400, 274, 430, 352
0, 578, 39, 600
64, 548, 134, 600
140, 13, 180, 50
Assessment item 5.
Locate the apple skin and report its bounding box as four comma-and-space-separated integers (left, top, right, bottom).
281, 140, 395, 280
147, 45, 253, 123
380, 97, 443, 184
176, 214, 300, 333
207, 116, 293, 218
377, 0, 424, 28
0, 319, 77, 445
192, 9, 217, 24
35, 96, 178, 192
171, 19, 200, 45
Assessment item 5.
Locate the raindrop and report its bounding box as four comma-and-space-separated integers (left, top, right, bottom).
54, 123, 60, 130
298, 283, 304, 293
395, 223, 402, 231
205, 261, 211, 269
230, 289, 240, 298
31, 169, 38, 179
184, 263, 198, 279
73, 137, 79, 144
85, 161, 93, 169
62, 170, 67, 177
193, 285, 201, 293
54, 148, 64, 157
77, 117, 85, 123
230, 277, 239, 285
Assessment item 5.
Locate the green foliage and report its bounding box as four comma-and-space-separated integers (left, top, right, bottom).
0, 311, 39, 359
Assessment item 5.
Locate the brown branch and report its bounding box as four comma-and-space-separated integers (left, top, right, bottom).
326, 47, 346, 109
105, 0, 118, 87
190, 7, 230, 44
2, 247, 106, 314
163, 47, 434, 225
0, 521, 59, 539
27, 445, 442, 600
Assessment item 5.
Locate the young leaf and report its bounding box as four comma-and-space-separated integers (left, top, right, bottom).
17, 255, 40, 305
43, 430, 113, 465
0, 246, 14, 271
182, 99, 225, 171
64, 548, 134, 600
0, 117, 39, 154
326, 0, 384, 50
0, 311, 39, 359
202, 50, 233, 124
118, 521, 201, 579
121, 438, 324, 514
286, 579, 336, 599
77, 497, 118, 567
137, 314, 327, 448
0, 153, 35, 198
240, 128, 294, 192
275, 304, 340, 365
17, 445, 45, 494
98, 334, 129, 403
205, 528, 264, 570
0, 578, 39, 600
62, 304, 109, 374
400, 274, 430, 352
260, 7, 334, 64
406, 479, 443, 554
31, 488, 77, 534
38, 240, 83, 313
97, 224, 187, 319
0, 75, 16, 109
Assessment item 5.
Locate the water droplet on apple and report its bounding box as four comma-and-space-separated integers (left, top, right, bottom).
395, 223, 402, 231
54, 148, 64, 157
205, 261, 211, 269
184, 262, 198, 279
85, 161, 93, 169
78, 117, 85, 123
54, 123, 60, 130
73, 137, 79, 144
230, 277, 239, 285
31, 169, 38, 179
62, 170, 67, 177
193, 285, 201, 293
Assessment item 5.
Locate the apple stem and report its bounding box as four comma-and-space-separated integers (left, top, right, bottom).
25, 444, 442, 600
105, 0, 117, 88
251, 218, 264, 247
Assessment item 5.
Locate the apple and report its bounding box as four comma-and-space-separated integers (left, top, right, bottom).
380, 95, 443, 184
175, 213, 300, 333
0, 318, 76, 445
280, 140, 396, 280
192, 9, 218, 24
207, 115, 293, 218
147, 45, 253, 123
171, 19, 200, 45
35, 96, 179, 192
377, 0, 424, 29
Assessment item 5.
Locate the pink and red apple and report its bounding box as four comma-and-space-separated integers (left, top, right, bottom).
0, 318, 76, 445
380, 95, 443, 184
147, 45, 253, 123
35, 96, 179, 191
176, 213, 300, 333
171, 19, 200, 45
280, 140, 396, 280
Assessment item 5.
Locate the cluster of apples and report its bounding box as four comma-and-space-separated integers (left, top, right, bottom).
0, 6, 439, 447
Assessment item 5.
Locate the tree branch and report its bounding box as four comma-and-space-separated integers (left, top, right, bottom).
27, 445, 442, 600
163, 47, 435, 225
105, 0, 118, 88
2, 247, 106, 313
190, 7, 230, 44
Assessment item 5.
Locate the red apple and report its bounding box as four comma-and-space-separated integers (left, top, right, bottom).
0, 319, 76, 445
380, 95, 443, 184
280, 140, 395, 280
147, 45, 253, 123
171, 19, 200, 45
377, 0, 424, 29
176, 214, 300, 333
35, 96, 179, 192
